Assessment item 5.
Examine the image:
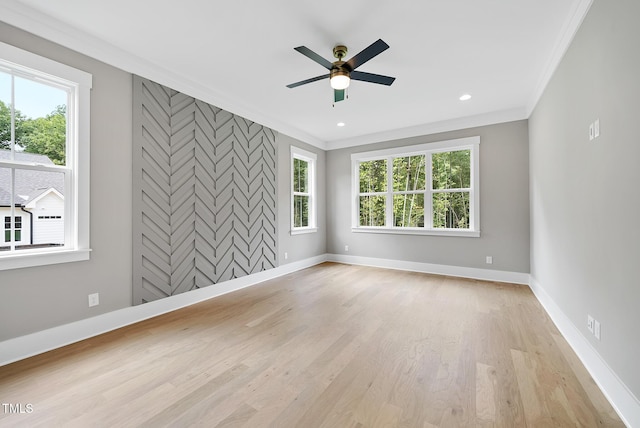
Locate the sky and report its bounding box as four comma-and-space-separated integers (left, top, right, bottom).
0, 71, 67, 119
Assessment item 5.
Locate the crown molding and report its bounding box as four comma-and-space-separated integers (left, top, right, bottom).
526, 0, 594, 115
325, 108, 528, 150
0, 1, 327, 150
1, 0, 592, 151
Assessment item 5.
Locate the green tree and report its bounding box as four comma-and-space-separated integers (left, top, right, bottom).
359, 159, 387, 226
392, 155, 425, 227
293, 157, 309, 227
432, 150, 471, 228
0, 100, 27, 150
21, 105, 67, 165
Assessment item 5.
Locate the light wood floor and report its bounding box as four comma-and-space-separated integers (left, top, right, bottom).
0, 263, 624, 427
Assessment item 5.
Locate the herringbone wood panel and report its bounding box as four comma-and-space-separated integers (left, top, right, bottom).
133, 76, 277, 304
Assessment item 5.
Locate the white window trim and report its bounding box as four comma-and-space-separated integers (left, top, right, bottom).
291, 146, 317, 235
0, 42, 92, 271
351, 136, 480, 237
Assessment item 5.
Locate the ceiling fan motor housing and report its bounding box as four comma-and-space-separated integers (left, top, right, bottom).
330, 61, 350, 78
333, 45, 348, 60
332, 45, 351, 79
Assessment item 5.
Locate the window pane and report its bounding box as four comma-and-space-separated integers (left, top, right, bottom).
0, 71, 12, 152
393, 155, 425, 192
433, 192, 470, 229
293, 158, 308, 193
14, 167, 66, 250
432, 150, 471, 190
359, 195, 386, 226
1, 167, 10, 249
293, 194, 309, 228
14, 76, 68, 166
359, 159, 387, 193
393, 194, 424, 227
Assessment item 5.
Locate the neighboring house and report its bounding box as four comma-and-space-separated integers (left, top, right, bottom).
0, 149, 64, 249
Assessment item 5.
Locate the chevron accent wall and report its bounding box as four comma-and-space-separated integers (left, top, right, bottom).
132, 76, 278, 304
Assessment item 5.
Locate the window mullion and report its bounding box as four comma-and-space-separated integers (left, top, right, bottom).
10, 73, 15, 159
426, 152, 433, 229
9, 74, 16, 250
9, 169, 15, 251
308, 160, 314, 228
386, 156, 393, 227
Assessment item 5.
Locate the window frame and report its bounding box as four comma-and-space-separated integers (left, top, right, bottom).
351, 136, 480, 237
0, 41, 92, 270
290, 146, 317, 235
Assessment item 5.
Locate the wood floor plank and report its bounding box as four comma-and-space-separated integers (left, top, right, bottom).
0, 263, 624, 427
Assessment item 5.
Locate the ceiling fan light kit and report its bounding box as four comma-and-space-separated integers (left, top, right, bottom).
330, 69, 350, 90
287, 39, 395, 103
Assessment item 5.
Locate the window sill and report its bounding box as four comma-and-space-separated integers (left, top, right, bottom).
290, 227, 318, 236
351, 227, 480, 238
0, 248, 92, 271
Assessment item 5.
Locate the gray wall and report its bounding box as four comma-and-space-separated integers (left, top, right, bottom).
0, 22, 134, 340
327, 121, 530, 273
277, 134, 327, 263
529, 0, 640, 398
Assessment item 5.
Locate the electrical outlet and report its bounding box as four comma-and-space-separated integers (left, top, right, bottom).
284, 252, 288, 260
88, 293, 99, 307
485, 256, 493, 264
587, 315, 594, 334
594, 320, 601, 340
345, 245, 349, 252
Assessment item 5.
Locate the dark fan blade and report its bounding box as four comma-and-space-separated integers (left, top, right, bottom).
351, 71, 395, 86
334, 89, 345, 103
294, 46, 333, 70
286, 74, 329, 88
345, 39, 389, 71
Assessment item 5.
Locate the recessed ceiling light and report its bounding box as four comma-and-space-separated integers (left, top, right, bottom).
459, 94, 472, 101
337, 122, 345, 127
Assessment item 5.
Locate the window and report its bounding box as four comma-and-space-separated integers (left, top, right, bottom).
4, 216, 21, 242
0, 41, 92, 270
291, 146, 317, 234
352, 136, 480, 237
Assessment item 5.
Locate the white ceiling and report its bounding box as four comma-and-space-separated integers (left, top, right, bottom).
1, 0, 591, 149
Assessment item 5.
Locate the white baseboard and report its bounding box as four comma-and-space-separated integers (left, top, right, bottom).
529, 277, 640, 428
327, 253, 530, 285
0, 254, 328, 367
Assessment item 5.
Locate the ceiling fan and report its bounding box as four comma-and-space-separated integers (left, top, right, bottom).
286, 39, 396, 103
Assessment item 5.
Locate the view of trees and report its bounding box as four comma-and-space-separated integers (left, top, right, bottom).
359, 159, 387, 226
393, 156, 426, 227
0, 100, 67, 165
292, 157, 309, 227
358, 149, 471, 229
432, 150, 471, 229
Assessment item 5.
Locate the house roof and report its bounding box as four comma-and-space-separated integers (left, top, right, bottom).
0, 149, 64, 207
